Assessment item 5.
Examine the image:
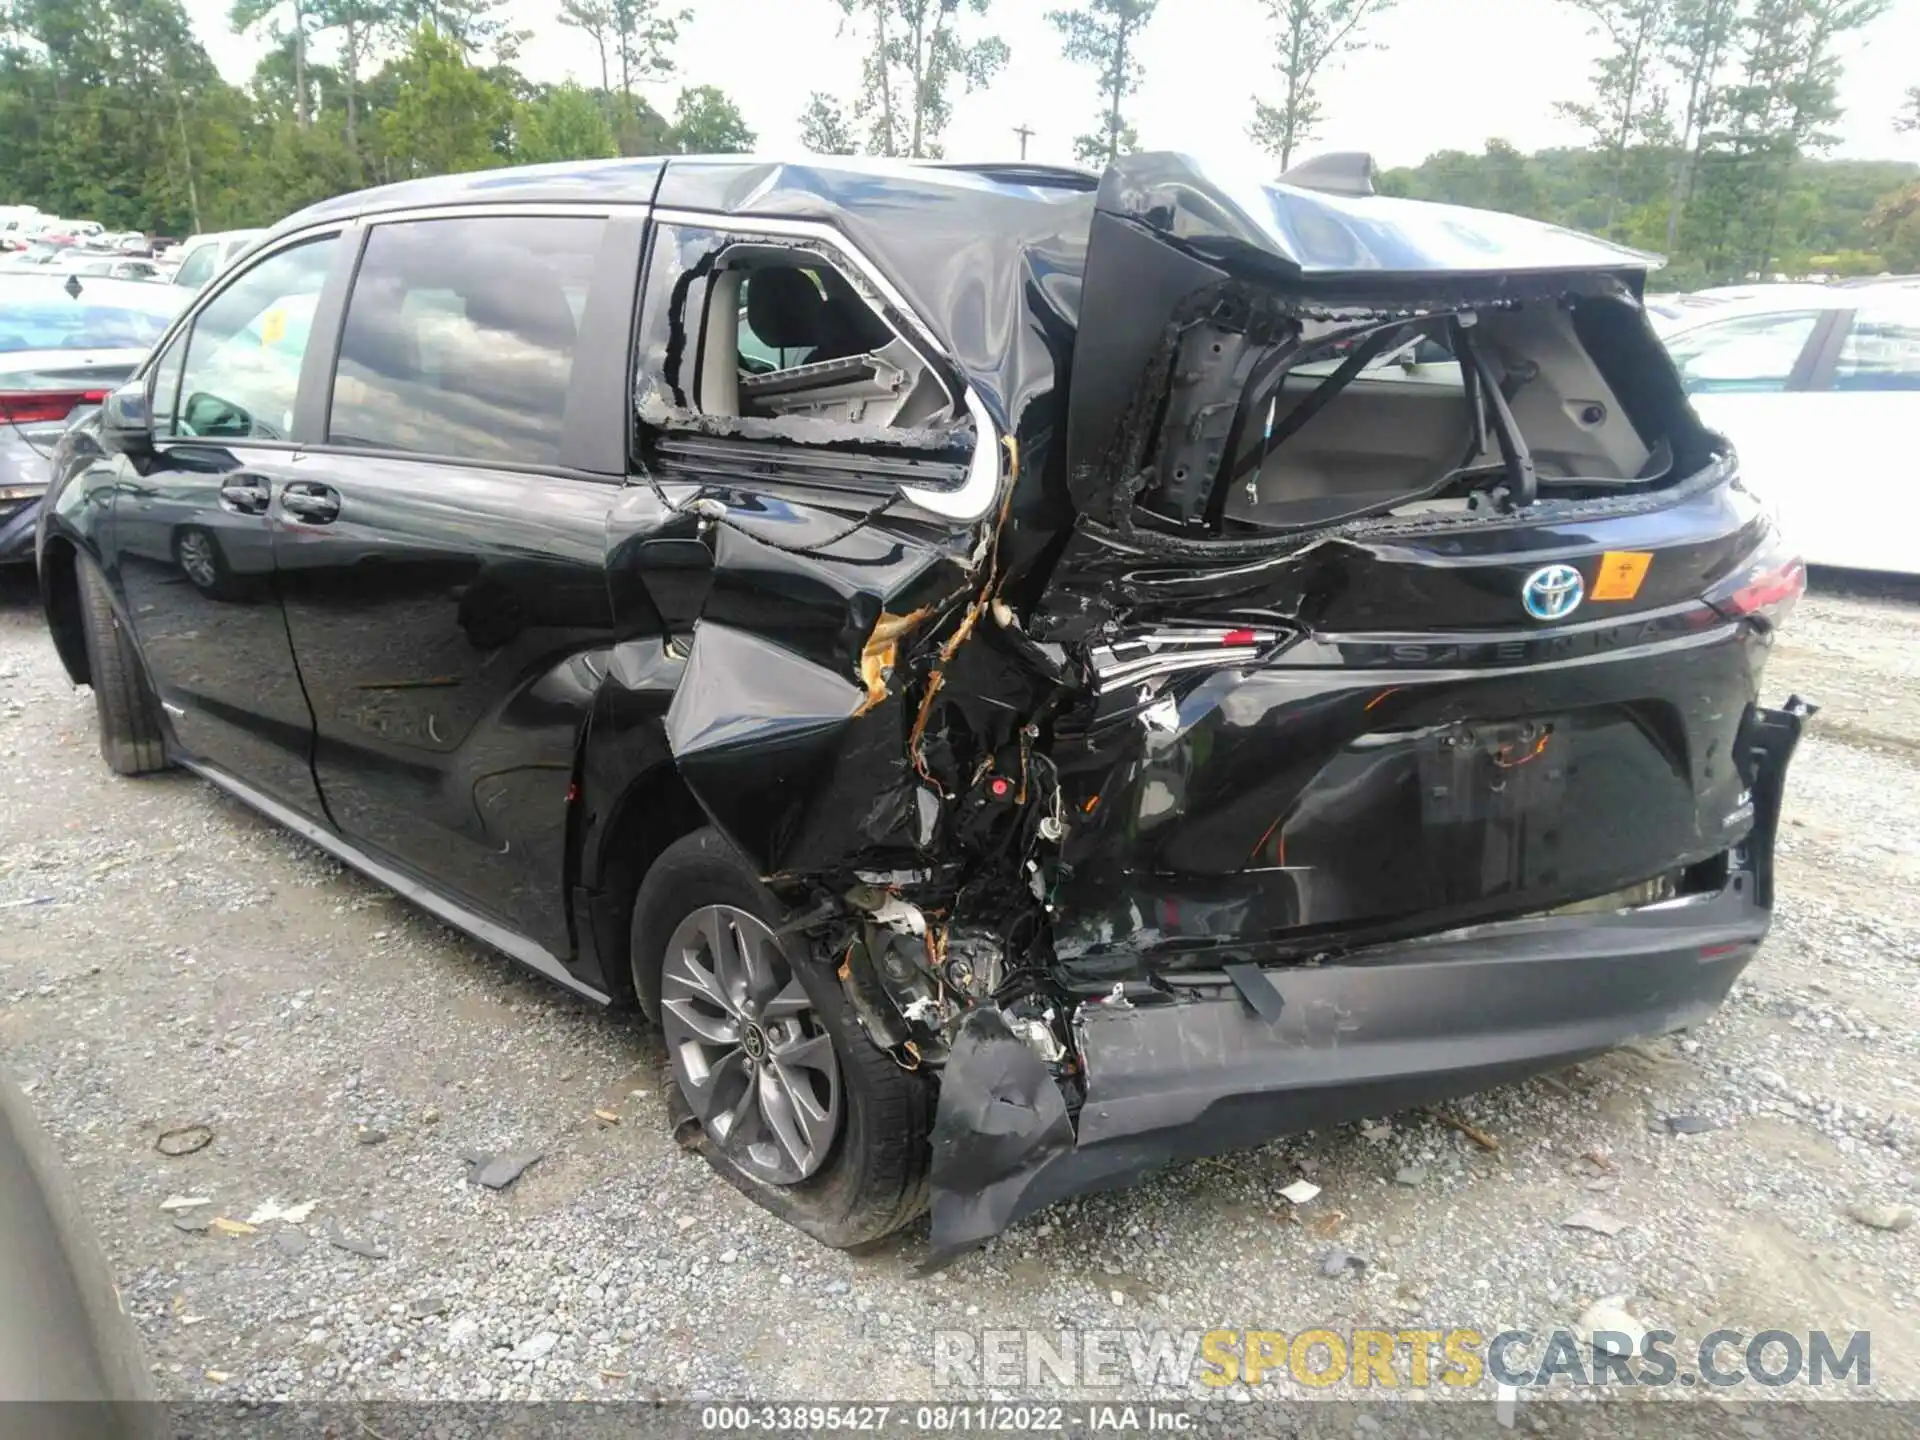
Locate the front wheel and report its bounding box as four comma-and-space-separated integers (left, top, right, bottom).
632, 828, 931, 1248
74, 557, 170, 776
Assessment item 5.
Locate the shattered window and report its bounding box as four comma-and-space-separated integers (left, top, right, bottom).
1198, 302, 1659, 533
634, 224, 967, 444
694, 254, 948, 431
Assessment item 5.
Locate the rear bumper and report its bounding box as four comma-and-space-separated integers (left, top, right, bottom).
926, 699, 1809, 1256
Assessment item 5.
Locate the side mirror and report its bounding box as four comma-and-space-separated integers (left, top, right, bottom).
98, 378, 154, 461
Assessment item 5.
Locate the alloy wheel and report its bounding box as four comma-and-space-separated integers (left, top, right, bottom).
659, 904, 842, 1185
176, 531, 219, 590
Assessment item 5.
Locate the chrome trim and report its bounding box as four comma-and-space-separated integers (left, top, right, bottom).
180, 759, 612, 1007
356, 201, 641, 224
651, 207, 1004, 523
1093, 647, 1262, 691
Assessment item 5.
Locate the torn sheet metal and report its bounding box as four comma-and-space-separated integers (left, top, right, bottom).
927, 1008, 1075, 1260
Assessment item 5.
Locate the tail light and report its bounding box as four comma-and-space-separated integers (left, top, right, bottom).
1707, 548, 1806, 627
0, 389, 109, 427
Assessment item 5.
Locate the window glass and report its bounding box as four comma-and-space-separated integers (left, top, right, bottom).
0, 297, 177, 353
168, 235, 336, 441
1834, 305, 1920, 392
327, 215, 604, 467
1665, 310, 1821, 395
148, 332, 185, 435
172, 244, 219, 290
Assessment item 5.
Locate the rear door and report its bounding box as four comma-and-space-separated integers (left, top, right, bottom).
1803, 296, 1920, 574
110, 231, 344, 816
1663, 306, 1838, 556
273, 209, 643, 958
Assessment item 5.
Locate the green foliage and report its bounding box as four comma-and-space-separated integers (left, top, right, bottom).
837, 0, 1009, 158
1870, 181, 1920, 271
515, 81, 615, 163
379, 23, 506, 177
0, 0, 754, 233
669, 84, 753, 154
1046, 0, 1155, 167
1378, 142, 1918, 282
799, 92, 856, 155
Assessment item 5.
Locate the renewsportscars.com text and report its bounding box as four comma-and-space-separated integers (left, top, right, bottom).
931, 1327, 1871, 1391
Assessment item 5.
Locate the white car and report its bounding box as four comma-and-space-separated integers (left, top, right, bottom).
1660, 285, 1920, 576
167, 229, 265, 290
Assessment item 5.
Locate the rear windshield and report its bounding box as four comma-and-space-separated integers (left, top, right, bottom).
0, 300, 175, 353
1143, 295, 1701, 534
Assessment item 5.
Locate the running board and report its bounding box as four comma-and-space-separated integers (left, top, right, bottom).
180, 760, 612, 1007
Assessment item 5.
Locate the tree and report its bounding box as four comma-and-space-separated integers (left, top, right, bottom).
1662, 0, 1739, 249
1687, 0, 1889, 278
798, 92, 856, 154
515, 81, 616, 161
1898, 85, 1919, 132
669, 84, 753, 153
559, 0, 615, 102
1554, 0, 1672, 235
231, 0, 314, 128
312, 0, 392, 179
1046, 0, 1156, 166
595, 0, 685, 154
387, 0, 516, 60
1249, 0, 1396, 170
1869, 178, 1920, 270
838, 0, 1010, 158
380, 22, 508, 176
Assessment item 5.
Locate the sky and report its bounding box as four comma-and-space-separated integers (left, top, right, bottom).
185, 0, 1920, 173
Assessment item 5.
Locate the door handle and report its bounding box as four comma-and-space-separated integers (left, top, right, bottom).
217, 474, 271, 515
280, 482, 340, 524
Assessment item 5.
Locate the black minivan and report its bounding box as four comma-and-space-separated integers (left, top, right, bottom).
36, 153, 1807, 1255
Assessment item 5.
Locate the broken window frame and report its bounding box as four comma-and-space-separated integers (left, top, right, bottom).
1161, 300, 1675, 538
635, 211, 1004, 523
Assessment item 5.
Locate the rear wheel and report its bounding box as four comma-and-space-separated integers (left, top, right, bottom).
632, 828, 931, 1247
74, 558, 170, 776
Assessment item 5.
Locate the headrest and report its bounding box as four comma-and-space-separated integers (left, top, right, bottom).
745, 267, 823, 350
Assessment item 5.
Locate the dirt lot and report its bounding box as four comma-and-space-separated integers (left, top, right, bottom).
1, 567, 1916, 1405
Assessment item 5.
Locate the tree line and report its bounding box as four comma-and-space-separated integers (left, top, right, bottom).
2, 0, 1913, 280
0, 0, 752, 235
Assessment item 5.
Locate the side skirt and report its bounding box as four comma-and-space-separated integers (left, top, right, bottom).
180, 759, 613, 1007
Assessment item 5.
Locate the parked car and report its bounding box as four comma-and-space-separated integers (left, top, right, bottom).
1659, 284, 1920, 575
49, 255, 166, 283
0, 238, 76, 271
0, 1069, 155, 1420
2, 274, 183, 563
167, 229, 264, 290
35, 153, 1809, 1256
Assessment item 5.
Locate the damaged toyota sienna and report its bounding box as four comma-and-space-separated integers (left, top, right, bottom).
34, 152, 1809, 1258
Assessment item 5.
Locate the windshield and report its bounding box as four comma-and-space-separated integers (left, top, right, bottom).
0, 299, 177, 353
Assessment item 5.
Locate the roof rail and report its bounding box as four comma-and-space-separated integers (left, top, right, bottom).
926, 161, 1101, 191
1277, 151, 1378, 198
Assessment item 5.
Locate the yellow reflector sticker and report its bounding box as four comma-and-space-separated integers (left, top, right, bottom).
1591, 550, 1652, 602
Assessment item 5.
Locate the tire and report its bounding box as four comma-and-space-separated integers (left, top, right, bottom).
632, 827, 931, 1248
75, 558, 170, 776
171, 526, 234, 599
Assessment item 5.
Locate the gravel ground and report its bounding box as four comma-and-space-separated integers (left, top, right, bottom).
1, 567, 1916, 1406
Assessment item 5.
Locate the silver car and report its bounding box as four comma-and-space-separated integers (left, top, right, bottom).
1, 274, 183, 563
1, 1070, 154, 1413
